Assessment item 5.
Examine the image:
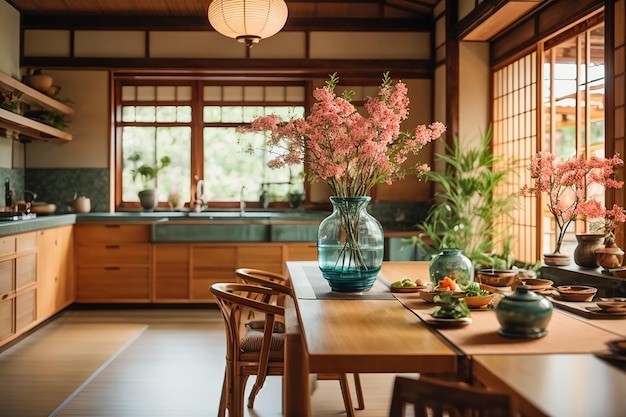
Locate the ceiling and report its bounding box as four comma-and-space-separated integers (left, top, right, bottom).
7, 0, 437, 30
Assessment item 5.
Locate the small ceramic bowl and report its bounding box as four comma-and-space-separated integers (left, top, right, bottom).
556, 285, 597, 302
463, 293, 496, 308
512, 278, 553, 292
418, 290, 463, 303
477, 269, 518, 287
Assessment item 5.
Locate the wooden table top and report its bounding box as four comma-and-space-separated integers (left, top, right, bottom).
472, 354, 626, 417
286, 261, 458, 374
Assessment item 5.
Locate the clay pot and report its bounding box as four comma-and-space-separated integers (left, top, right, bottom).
574, 233, 605, 268
595, 246, 625, 269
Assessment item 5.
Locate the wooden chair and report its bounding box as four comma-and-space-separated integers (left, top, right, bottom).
235, 268, 365, 412
211, 282, 289, 417
389, 376, 517, 417
211, 282, 364, 417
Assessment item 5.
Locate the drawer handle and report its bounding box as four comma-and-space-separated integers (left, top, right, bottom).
104, 225, 121, 228
105, 245, 121, 249
104, 266, 121, 270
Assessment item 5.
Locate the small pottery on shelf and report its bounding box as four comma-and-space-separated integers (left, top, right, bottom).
595, 246, 625, 270
138, 189, 158, 211
495, 284, 553, 338
573, 233, 605, 268
543, 252, 571, 267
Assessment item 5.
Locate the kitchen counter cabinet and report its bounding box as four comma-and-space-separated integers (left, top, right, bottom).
153, 244, 190, 302
75, 224, 151, 303
36, 225, 74, 320
0, 232, 38, 347
190, 245, 237, 302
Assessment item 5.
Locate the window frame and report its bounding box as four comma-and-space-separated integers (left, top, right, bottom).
112, 76, 308, 211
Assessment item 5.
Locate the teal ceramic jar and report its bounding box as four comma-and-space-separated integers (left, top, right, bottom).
429, 248, 474, 287
495, 285, 553, 338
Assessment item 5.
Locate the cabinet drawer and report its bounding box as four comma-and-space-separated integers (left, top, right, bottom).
16, 253, 36, 289
0, 298, 14, 341
0, 236, 16, 257
0, 259, 14, 295
77, 267, 150, 301
192, 246, 236, 268
77, 244, 150, 265
237, 245, 283, 273
285, 244, 318, 261
76, 224, 150, 243
15, 289, 36, 332
16, 232, 37, 252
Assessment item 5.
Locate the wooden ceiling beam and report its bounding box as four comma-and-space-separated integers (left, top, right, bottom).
21, 15, 432, 32
20, 57, 433, 78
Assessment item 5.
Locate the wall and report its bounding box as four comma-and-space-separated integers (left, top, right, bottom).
0, 0, 23, 199
458, 41, 490, 145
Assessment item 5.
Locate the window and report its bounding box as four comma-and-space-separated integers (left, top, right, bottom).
542, 23, 605, 255
492, 18, 604, 263
114, 78, 306, 209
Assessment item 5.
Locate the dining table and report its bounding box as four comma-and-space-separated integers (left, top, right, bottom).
283, 261, 626, 417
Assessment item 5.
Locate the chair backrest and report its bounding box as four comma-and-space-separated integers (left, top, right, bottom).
235, 268, 291, 287
210, 282, 291, 375
235, 268, 292, 307
389, 376, 517, 417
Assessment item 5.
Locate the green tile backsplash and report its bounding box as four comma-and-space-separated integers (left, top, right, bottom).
25, 168, 109, 213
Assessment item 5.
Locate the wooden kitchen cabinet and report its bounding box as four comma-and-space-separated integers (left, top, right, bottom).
75, 224, 151, 302
190, 245, 236, 302
0, 232, 37, 346
37, 225, 74, 320
153, 243, 190, 302
237, 244, 284, 274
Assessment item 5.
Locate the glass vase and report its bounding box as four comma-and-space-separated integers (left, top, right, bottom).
317, 196, 384, 292
429, 248, 474, 287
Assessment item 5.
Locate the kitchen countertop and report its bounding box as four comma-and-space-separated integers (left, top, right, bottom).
0, 210, 421, 238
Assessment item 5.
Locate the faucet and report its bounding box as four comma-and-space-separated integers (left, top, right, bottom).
195, 179, 205, 212
240, 185, 247, 216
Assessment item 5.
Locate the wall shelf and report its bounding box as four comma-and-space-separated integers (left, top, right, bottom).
0, 72, 73, 142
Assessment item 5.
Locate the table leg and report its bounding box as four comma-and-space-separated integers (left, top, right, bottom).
285, 296, 311, 417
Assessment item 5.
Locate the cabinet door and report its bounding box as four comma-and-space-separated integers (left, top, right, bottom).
15, 289, 36, 333
77, 266, 150, 302
191, 245, 236, 301
237, 245, 284, 274
37, 225, 75, 320
0, 298, 14, 342
154, 244, 190, 301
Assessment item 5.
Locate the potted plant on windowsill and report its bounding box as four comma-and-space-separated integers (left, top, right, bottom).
128, 151, 171, 211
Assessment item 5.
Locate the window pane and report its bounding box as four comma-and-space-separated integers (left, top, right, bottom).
135, 106, 156, 122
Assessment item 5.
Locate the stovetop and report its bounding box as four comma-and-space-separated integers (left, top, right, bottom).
0, 212, 37, 221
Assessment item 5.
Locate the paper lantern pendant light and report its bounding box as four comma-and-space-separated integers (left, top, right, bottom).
208, 0, 289, 48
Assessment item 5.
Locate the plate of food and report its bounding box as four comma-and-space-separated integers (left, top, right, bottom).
426, 316, 473, 327
461, 282, 496, 309
427, 292, 471, 326
389, 278, 430, 293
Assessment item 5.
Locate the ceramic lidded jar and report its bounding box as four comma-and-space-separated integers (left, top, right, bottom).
495, 285, 553, 338
429, 248, 474, 287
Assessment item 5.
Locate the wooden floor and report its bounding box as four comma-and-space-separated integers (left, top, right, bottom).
0, 307, 411, 417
